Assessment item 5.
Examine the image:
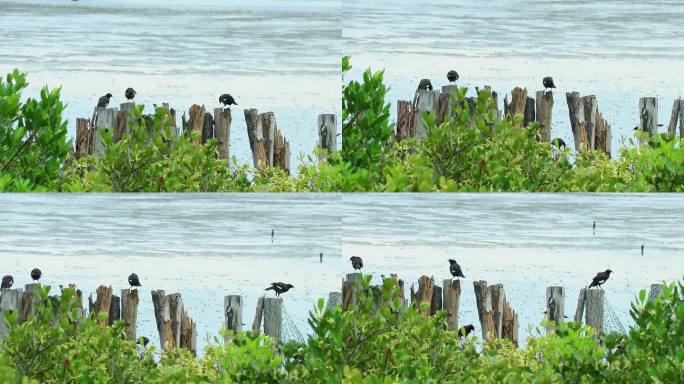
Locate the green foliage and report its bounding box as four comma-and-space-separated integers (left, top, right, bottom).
0, 69, 71, 191
2, 280, 684, 382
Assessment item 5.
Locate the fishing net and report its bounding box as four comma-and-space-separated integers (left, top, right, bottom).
281, 303, 305, 343
602, 294, 627, 335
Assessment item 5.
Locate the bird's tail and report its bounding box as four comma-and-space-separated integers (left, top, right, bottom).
265, 287, 273, 291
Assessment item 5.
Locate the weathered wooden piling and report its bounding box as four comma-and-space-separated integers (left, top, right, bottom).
574, 288, 587, 324
342, 273, 363, 311
545, 286, 565, 331
504, 87, 528, 128
0, 288, 23, 338
115, 102, 136, 142
584, 289, 604, 334
566, 92, 589, 152
262, 298, 283, 344
244, 108, 267, 168
442, 279, 461, 331
396, 100, 413, 140
75, 118, 92, 158
523, 96, 535, 128
151, 290, 172, 350
535, 91, 554, 142
648, 284, 664, 302
318, 114, 337, 156
502, 299, 519, 345
261, 112, 277, 166
413, 89, 440, 138
180, 307, 197, 354
183, 105, 205, 145
327, 292, 342, 309
430, 285, 443, 316
252, 296, 265, 332
667, 98, 684, 138
108, 294, 120, 325
88, 285, 113, 326
473, 280, 495, 340
488, 284, 505, 337
213, 108, 232, 160
638, 97, 658, 139
165, 293, 183, 349
273, 128, 291, 175
410, 275, 435, 317
224, 295, 243, 339
20, 283, 41, 322
201, 112, 214, 144
121, 289, 139, 341
91, 107, 119, 155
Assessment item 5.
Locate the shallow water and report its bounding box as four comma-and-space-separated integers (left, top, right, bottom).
342, 193, 684, 343
0, 0, 341, 168
0, 193, 342, 353
344, 1, 684, 154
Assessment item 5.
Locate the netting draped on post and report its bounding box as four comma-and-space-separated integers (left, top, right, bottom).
603, 295, 627, 335
281, 304, 304, 343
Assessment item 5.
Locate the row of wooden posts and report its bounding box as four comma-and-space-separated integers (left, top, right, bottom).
338, 273, 666, 342
0, 283, 290, 355
396, 84, 684, 158
74, 102, 339, 175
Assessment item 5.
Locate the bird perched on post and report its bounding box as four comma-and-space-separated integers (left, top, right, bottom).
128, 273, 142, 289
449, 259, 465, 280
447, 70, 459, 84
543, 76, 556, 92
97, 93, 112, 108
350, 256, 363, 271
551, 138, 566, 150
30, 268, 42, 282
1, 275, 13, 289
458, 324, 475, 338
219, 94, 238, 110
588, 269, 612, 289
265, 282, 294, 297
417, 79, 433, 91
125, 87, 136, 101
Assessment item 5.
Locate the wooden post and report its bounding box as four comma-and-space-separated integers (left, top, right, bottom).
473, 280, 495, 340
574, 288, 587, 324
535, 91, 554, 142
88, 285, 113, 326
412, 89, 440, 138
260, 112, 277, 167
151, 290, 173, 350
595, 112, 612, 158
438, 84, 459, 124
213, 108, 232, 160
396, 100, 413, 140
649, 284, 664, 302
410, 275, 434, 317
224, 295, 243, 338
164, 293, 183, 348
262, 298, 282, 344
252, 296, 265, 332
161, 103, 178, 137
91, 107, 119, 154
184, 105, 205, 145
679, 99, 684, 139
245, 108, 266, 168
502, 300, 519, 345
20, 283, 41, 322
108, 294, 120, 325
667, 98, 684, 138
581, 95, 598, 150
0, 288, 23, 338
639, 97, 658, 139
64, 284, 84, 318
504, 87, 527, 128
120, 289, 139, 341
273, 128, 291, 175
523, 96, 535, 128
180, 308, 197, 354
442, 279, 461, 331
318, 114, 337, 155
342, 273, 363, 311
327, 292, 342, 309
566, 92, 589, 152
488, 284, 505, 338
75, 118, 92, 157
584, 289, 604, 334
116, 102, 135, 142
201, 112, 214, 144
430, 285, 442, 315
546, 286, 565, 331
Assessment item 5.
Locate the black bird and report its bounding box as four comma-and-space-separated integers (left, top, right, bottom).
125, 87, 136, 101
97, 93, 112, 108
136, 336, 150, 347
1, 275, 13, 289
30, 268, 42, 282
448, 259, 465, 279
350, 256, 363, 271
265, 282, 294, 297
588, 269, 612, 289
219, 94, 238, 109
417, 79, 433, 91
641, 245, 644, 255
128, 273, 142, 289
551, 138, 566, 149
543, 76, 556, 92
458, 324, 475, 338
447, 70, 459, 84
